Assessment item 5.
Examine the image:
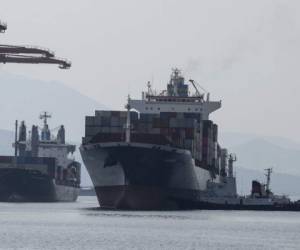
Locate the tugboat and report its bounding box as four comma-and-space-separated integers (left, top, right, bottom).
0, 112, 80, 202
199, 164, 299, 211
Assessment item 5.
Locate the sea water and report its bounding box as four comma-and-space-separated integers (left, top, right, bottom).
0, 196, 299, 250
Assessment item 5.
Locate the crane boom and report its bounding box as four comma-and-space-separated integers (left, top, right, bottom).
0, 19, 71, 69
188, 79, 201, 97
0, 54, 71, 69
0, 45, 55, 57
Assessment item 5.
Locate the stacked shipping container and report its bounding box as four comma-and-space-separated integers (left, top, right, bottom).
83, 110, 222, 174
84, 111, 138, 144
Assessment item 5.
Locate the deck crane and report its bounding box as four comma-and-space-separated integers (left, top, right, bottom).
0, 20, 71, 69
188, 79, 209, 101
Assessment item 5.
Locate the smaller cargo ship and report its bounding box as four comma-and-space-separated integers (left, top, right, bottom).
0, 112, 81, 202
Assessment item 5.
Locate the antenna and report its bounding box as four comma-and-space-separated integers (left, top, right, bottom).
171, 68, 181, 78
147, 81, 151, 93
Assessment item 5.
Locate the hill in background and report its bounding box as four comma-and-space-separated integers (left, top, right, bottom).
219, 132, 300, 176
0, 72, 105, 142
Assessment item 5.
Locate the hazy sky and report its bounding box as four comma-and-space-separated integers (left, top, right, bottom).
1, 0, 300, 141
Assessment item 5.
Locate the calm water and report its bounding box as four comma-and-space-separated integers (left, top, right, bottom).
0, 196, 299, 250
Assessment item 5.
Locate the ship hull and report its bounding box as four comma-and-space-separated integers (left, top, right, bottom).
80, 142, 213, 210
0, 168, 79, 202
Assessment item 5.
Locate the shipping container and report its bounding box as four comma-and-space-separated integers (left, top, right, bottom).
202, 120, 213, 137
185, 128, 194, 139
160, 112, 177, 119
85, 116, 95, 126
100, 117, 111, 127
183, 112, 202, 121
212, 124, 218, 142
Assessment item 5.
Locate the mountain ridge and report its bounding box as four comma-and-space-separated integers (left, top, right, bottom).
0, 72, 106, 142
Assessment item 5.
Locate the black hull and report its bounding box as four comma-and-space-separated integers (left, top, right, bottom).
0, 168, 79, 202
94, 185, 201, 210
80, 142, 212, 210
81, 142, 300, 211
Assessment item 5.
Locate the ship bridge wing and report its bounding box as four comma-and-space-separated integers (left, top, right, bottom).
129, 99, 221, 119
202, 101, 222, 119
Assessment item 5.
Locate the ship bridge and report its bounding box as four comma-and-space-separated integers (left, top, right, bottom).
129, 69, 221, 120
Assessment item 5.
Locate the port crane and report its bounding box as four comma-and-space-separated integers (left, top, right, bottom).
0, 20, 71, 69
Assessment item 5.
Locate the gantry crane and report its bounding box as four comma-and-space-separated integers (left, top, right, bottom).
0, 20, 71, 69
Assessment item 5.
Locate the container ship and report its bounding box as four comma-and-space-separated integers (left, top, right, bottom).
80, 69, 300, 210
80, 68, 238, 209
0, 112, 81, 202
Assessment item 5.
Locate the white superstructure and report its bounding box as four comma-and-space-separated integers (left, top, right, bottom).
129, 69, 221, 120
17, 112, 76, 169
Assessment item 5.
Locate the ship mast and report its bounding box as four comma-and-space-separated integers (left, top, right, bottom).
39, 111, 51, 127
39, 112, 52, 141
265, 168, 273, 194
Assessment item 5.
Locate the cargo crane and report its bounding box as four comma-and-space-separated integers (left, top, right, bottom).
188, 79, 209, 101
0, 20, 71, 69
